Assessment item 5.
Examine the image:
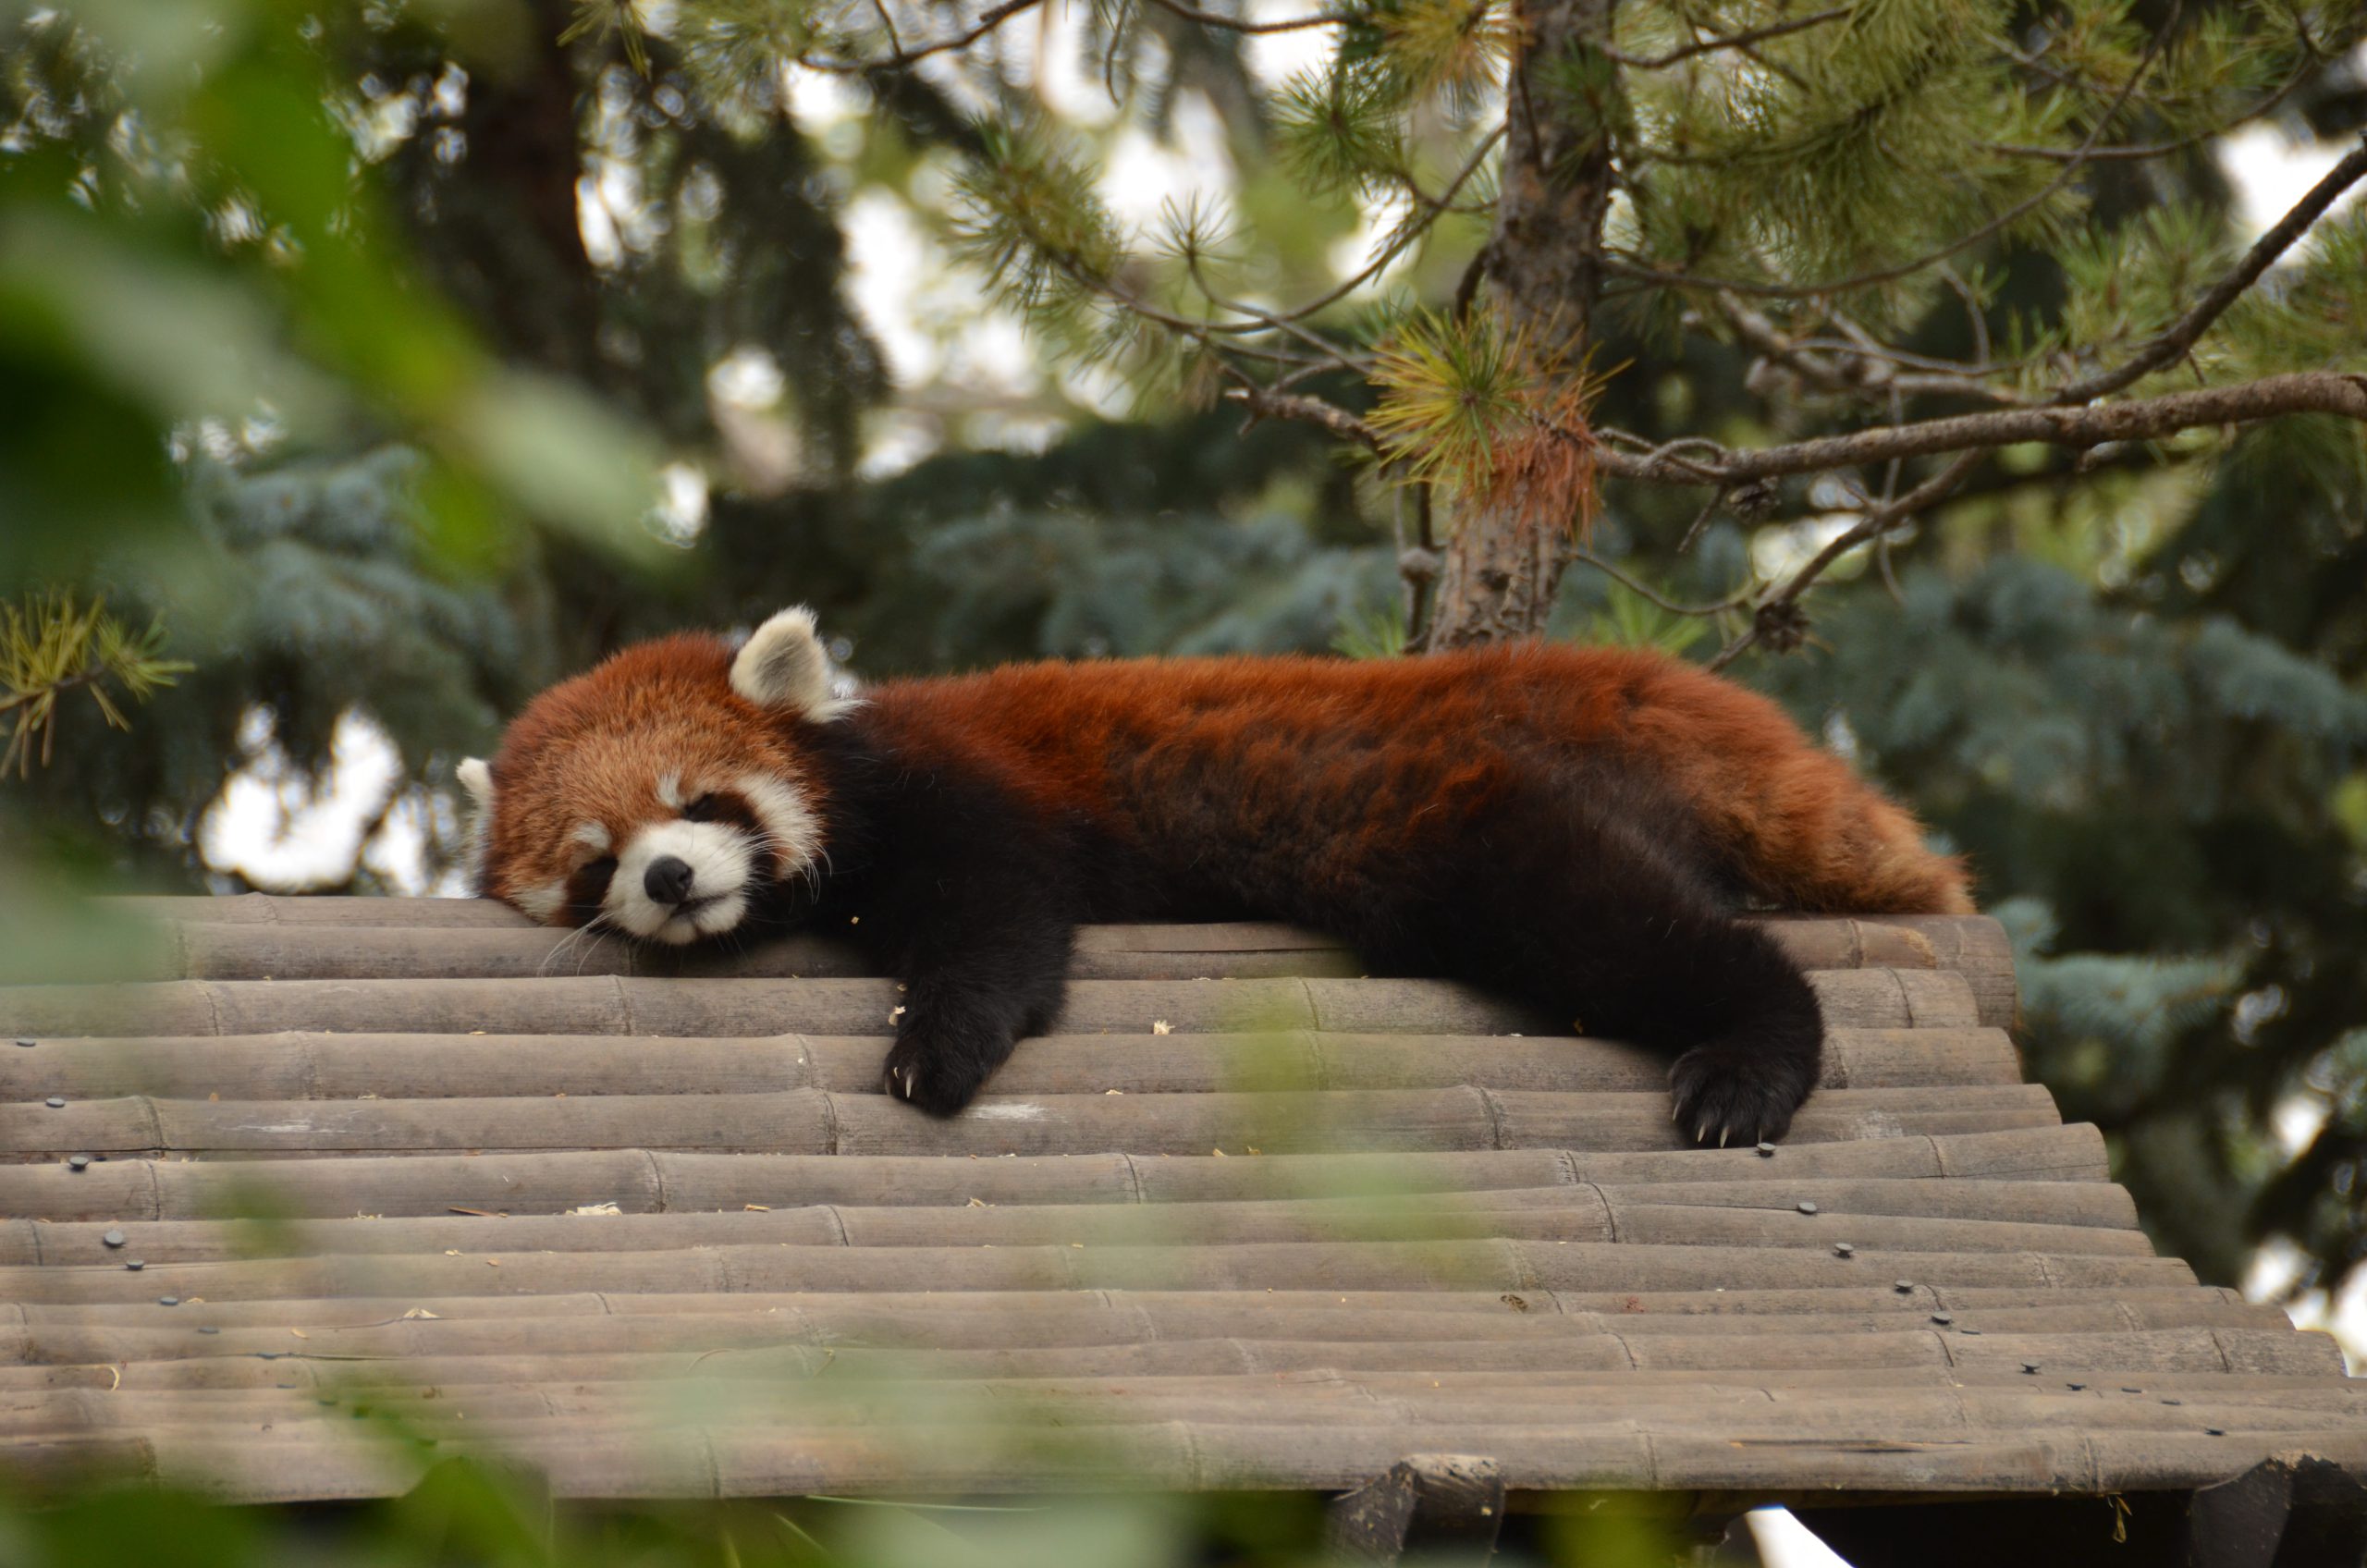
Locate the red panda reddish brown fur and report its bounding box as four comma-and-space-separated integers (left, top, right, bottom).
870, 643, 1970, 919
472, 614, 1970, 1145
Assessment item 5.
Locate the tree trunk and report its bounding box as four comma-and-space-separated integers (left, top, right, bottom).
1422, 0, 1622, 650
396, 0, 606, 386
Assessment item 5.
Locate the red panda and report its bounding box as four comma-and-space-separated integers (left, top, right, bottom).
464, 606, 1971, 1145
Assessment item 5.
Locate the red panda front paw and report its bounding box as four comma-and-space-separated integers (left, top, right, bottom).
881, 1028, 1000, 1117
1667, 1043, 1814, 1149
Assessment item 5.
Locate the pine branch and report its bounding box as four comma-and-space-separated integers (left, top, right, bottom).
2050, 135, 2367, 406
1713, 293, 2025, 406
1980, 51, 2324, 164
0, 668, 106, 718
1192, 125, 1504, 337
1138, 0, 1349, 32
796, 0, 1048, 74
1600, 371, 2367, 487
1222, 385, 1383, 450
1111, 259, 1374, 374
1075, 126, 1503, 393
865, 0, 907, 58
1566, 548, 1748, 616
1997, 33, 2187, 110
1705, 449, 1986, 671
1240, 364, 2367, 507
1942, 266, 1992, 368
1, 594, 191, 778
1599, 6, 1848, 70
1597, 427, 1729, 484
1612, 11, 2177, 299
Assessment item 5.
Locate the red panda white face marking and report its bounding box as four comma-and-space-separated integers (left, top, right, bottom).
607, 810, 755, 942
733, 770, 826, 888
509, 879, 567, 925
464, 607, 850, 944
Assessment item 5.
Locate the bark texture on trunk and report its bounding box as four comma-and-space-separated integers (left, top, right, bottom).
1424, 0, 1621, 649
402, 0, 605, 386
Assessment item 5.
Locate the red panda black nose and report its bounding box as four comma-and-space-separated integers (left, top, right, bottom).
644, 856, 695, 906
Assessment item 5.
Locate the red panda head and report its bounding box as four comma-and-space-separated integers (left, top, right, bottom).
462, 607, 856, 945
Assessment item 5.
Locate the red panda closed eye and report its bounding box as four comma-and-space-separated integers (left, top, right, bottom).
467, 606, 1971, 1145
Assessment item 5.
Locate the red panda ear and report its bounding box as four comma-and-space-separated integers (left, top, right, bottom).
730, 606, 851, 720
457, 757, 496, 812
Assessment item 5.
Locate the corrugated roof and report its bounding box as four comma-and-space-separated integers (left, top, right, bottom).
3, 896, 2361, 1505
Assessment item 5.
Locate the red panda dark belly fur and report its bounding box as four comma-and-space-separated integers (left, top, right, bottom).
784, 644, 1968, 1143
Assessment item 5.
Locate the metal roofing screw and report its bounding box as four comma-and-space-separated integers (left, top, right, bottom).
1797, 1201, 1818, 1215
1931, 1313, 1954, 1325
44, 1096, 64, 1109
125, 1260, 144, 1271
1756, 1142, 1776, 1158
66, 1155, 90, 1171
2163, 1398, 2183, 1406
196, 1326, 219, 1336
1959, 1328, 1981, 1335
158, 1296, 178, 1307
102, 1230, 126, 1248
2205, 1427, 2225, 1437
2121, 1387, 2141, 1394
2067, 1383, 2086, 1391
1833, 1243, 1855, 1257
14, 1038, 33, 1047
2021, 1363, 2041, 1374
1894, 1280, 1914, 1293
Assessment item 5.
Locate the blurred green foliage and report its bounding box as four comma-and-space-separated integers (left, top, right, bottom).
0, 1458, 1699, 1566
0, 0, 667, 892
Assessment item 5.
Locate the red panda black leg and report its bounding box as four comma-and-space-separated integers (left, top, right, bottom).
1579, 889, 1827, 1147
875, 903, 1075, 1115
882, 979, 1048, 1116
1662, 970, 1824, 1146
1556, 909, 1823, 1147
855, 778, 1079, 1117
1352, 790, 1825, 1147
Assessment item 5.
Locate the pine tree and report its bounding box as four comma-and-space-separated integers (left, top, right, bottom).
630, 0, 2367, 648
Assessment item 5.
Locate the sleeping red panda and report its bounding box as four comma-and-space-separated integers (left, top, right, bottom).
463, 607, 1971, 1145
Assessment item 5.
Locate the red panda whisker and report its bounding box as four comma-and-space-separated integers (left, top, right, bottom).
536, 914, 602, 977
576, 910, 626, 974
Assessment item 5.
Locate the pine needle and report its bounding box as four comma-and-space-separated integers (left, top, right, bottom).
0, 593, 192, 778
1367, 310, 1608, 535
